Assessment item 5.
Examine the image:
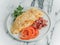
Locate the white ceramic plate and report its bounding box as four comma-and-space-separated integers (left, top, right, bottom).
5, 7, 51, 42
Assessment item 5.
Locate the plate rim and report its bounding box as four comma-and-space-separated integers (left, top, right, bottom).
4, 7, 51, 42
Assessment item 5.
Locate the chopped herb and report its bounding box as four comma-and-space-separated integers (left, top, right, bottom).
13, 5, 23, 20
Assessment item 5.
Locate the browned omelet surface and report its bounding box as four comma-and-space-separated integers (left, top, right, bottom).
11, 7, 44, 34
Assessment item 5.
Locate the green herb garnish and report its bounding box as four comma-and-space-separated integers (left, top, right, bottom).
13, 5, 23, 20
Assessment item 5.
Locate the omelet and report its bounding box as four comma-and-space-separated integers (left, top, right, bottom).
11, 7, 44, 34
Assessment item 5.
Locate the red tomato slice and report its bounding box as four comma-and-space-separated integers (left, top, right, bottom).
19, 26, 39, 40
20, 28, 32, 40
31, 29, 39, 39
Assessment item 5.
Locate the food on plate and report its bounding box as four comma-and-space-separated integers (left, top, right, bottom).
19, 17, 47, 40
32, 17, 47, 30
10, 6, 48, 40
11, 7, 44, 34
20, 26, 39, 40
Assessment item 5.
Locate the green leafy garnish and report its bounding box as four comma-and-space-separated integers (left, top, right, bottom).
13, 5, 23, 20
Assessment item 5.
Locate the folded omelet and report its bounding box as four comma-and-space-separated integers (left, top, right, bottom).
11, 7, 44, 34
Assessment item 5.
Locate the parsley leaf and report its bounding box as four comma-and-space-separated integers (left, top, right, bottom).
13, 5, 23, 20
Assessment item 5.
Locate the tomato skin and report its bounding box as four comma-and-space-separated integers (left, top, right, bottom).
20, 27, 32, 40
30, 29, 39, 39
19, 26, 39, 40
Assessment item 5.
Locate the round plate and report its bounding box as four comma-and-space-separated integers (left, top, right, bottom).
5, 7, 51, 42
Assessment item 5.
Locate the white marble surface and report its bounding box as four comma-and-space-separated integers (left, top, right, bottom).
0, 0, 60, 45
